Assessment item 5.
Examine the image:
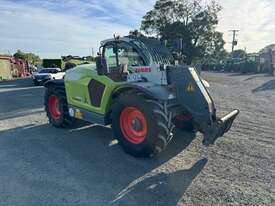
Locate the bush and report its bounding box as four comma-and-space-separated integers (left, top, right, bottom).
64, 62, 77, 71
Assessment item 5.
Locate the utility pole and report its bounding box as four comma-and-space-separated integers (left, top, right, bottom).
229, 30, 239, 53
91, 48, 95, 57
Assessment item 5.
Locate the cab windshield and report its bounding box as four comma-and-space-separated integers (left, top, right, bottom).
104, 42, 146, 71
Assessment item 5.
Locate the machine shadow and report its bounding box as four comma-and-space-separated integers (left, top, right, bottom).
111, 158, 208, 206
0, 122, 202, 205
228, 72, 256, 77
252, 79, 275, 93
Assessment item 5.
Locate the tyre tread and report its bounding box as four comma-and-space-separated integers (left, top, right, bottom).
44, 85, 75, 128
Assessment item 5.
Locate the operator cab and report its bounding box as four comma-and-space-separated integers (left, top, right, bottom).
95, 36, 174, 84
96, 38, 147, 82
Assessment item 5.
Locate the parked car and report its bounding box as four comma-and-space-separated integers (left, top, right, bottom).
32, 68, 65, 86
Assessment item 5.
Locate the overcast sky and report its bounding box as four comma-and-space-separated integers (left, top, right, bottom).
0, 0, 275, 58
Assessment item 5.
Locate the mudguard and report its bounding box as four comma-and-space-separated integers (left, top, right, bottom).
112, 82, 176, 101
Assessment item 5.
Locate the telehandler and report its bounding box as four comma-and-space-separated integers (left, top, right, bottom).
44, 36, 239, 157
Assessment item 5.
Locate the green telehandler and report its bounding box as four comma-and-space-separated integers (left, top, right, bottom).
44, 36, 239, 157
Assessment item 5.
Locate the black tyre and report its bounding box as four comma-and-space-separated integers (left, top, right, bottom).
112, 91, 174, 157
44, 85, 75, 128
173, 113, 195, 132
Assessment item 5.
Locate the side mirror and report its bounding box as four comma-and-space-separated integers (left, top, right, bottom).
95, 55, 107, 75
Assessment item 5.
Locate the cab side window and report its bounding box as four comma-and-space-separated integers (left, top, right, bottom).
117, 43, 145, 66
104, 44, 117, 70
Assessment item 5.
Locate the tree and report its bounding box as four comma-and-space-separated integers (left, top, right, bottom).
141, 0, 224, 64
13, 50, 41, 65
201, 32, 228, 64
129, 29, 145, 37
64, 61, 77, 71
231, 49, 247, 59
13, 50, 25, 60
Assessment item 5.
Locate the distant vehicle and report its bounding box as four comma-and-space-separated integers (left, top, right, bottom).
32, 68, 65, 86
36, 64, 44, 71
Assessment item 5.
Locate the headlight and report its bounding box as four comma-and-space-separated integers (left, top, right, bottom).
46, 75, 52, 79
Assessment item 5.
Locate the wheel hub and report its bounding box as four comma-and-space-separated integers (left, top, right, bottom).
119, 107, 148, 144
132, 118, 142, 131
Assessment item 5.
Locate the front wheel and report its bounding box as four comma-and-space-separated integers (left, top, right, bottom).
112, 91, 174, 157
45, 85, 75, 128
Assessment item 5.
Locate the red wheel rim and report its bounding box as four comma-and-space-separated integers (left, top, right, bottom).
119, 107, 148, 144
48, 95, 61, 120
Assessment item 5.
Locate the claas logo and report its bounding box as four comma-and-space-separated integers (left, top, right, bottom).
135, 67, 151, 73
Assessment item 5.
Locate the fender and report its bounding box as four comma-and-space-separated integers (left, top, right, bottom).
112, 82, 176, 101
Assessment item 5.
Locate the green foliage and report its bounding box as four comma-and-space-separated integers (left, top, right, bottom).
141, 0, 225, 64
129, 30, 145, 37
62, 59, 94, 71
231, 49, 247, 59
43, 59, 62, 68
13, 50, 41, 64
13, 50, 25, 60
64, 61, 77, 71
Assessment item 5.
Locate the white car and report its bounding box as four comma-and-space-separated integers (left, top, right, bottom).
32, 68, 65, 86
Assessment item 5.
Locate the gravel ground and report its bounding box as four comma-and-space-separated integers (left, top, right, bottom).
0, 73, 274, 206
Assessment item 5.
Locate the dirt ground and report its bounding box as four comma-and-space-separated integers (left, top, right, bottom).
0, 72, 274, 206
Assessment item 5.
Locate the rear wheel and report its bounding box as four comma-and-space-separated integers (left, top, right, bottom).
112, 91, 174, 157
45, 85, 75, 128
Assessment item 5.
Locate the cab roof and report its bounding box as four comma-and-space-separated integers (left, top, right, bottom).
101, 36, 174, 65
